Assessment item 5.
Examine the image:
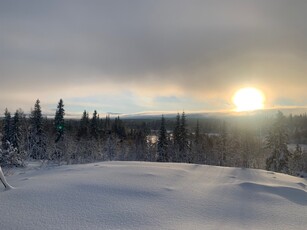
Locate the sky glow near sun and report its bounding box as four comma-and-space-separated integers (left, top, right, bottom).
233, 88, 265, 112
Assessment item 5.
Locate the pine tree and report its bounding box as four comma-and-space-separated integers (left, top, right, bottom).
157, 115, 168, 162
266, 111, 290, 173
54, 99, 65, 143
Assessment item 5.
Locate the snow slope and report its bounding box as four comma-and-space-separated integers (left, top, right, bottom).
1, 161, 306, 230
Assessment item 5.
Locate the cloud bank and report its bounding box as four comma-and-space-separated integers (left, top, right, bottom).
1, 0, 307, 115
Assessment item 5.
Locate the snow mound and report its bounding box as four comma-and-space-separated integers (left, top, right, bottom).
1, 161, 306, 230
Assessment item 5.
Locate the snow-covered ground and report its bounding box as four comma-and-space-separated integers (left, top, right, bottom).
1, 161, 306, 230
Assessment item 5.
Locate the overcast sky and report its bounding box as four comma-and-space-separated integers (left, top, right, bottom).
1, 0, 307, 116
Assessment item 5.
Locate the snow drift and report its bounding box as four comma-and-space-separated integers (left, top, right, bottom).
1, 161, 306, 230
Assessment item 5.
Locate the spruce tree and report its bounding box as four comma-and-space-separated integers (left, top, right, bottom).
219, 121, 227, 166
289, 144, 304, 175
104, 115, 111, 133
195, 120, 201, 144
191, 120, 204, 163
112, 116, 126, 139
11, 110, 22, 151
266, 111, 290, 173
1, 108, 12, 150
29, 99, 46, 159
54, 99, 65, 143
77, 110, 89, 140
157, 115, 168, 162
179, 112, 189, 162
173, 113, 181, 147
90, 110, 99, 140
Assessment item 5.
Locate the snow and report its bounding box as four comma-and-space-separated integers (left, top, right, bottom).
1, 161, 306, 230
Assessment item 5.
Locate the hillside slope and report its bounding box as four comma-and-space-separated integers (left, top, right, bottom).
1, 161, 306, 230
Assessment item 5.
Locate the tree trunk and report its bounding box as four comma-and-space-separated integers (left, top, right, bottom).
0, 166, 13, 190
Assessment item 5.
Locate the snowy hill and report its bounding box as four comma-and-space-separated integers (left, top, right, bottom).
1, 161, 307, 230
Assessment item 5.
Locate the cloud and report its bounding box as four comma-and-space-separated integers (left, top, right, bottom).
1, 0, 307, 114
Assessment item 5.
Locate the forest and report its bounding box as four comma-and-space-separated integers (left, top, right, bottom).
1, 99, 307, 176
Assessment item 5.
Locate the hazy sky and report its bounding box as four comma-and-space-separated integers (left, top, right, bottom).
1, 0, 307, 116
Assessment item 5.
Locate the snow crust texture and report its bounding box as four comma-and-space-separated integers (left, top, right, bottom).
1, 161, 307, 230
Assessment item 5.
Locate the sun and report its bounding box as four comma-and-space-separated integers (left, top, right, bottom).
232, 87, 265, 112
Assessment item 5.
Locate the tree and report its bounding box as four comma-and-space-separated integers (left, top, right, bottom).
219, 121, 228, 166
77, 110, 89, 140
191, 120, 205, 163
112, 116, 126, 139
11, 110, 23, 151
1, 108, 12, 150
172, 113, 181, 161
1, 109, 25, 167
54, 99, 65, 143
29, 99, 46, 159
0, 166, 13, 189
289, 144, 304, 176
266, 111, 291, 173
90, 110, 99, 140
157, 115, 168, 162
179, 111, 189, 161
53, 99, 65, 164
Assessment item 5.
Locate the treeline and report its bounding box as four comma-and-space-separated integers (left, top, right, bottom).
0, 99, 306, 176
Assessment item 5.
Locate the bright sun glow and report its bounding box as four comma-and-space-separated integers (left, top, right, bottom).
233, 87, 265, 112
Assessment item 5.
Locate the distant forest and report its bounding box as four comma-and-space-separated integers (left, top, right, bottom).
1, 99, 307, 176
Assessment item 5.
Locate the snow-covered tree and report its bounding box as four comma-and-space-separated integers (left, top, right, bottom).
0, 165, 13, 189
0, 141, 24, 167
266, 111, 291, 173
289, 144, 304, 176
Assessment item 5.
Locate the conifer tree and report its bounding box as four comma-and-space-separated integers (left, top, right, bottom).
219, 121, 227, 166
172, 113, 181, 162
11, 110, 22, 151
90, 110, 99, 140
54, 99, 65, 143
112, 116, 126, 139
178, 112, 189, 162
104, 115, 111, 133
1, 108, 12, 150
173, 113, 181, 147
289, 144, 304, 175
29, 99, 46, 159
77, 110, 89, 140
157, 115, 168, 162
266, 111, 290, 173
191, 120, 205, 163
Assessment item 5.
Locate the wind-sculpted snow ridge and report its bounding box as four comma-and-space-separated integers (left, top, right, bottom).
1, 161, 306, 230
